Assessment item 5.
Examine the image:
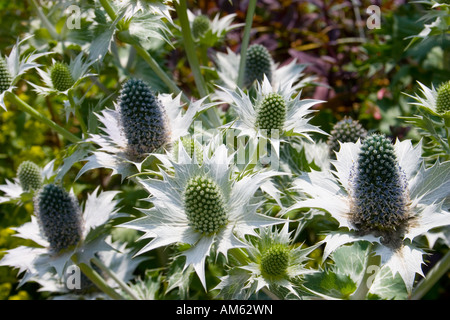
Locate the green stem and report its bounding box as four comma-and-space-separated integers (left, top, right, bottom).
91, 256, 140, 300
68, 90, 88, 137
99, 0, 117, 21
29, 0, 59, 40
6, 92, 81, 144
411, 249, 450, 300
116, 30, 190, 104
350, 244, 380, 300
236, 0, 257, 88
174, 0, 222, 127
71, 255, 125, 300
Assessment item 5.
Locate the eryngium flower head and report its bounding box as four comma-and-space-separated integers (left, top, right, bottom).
192, 14, 210, 39
50, 62, 75, 92
349, 134, 410, 246
244, 44, 273, 87
184, 175, 228, 235
260, 243, 290, 278
255, 93, 287, 131
173, 137, 203, 164
0, 56, 12, 94
118, 78, 170, 162
328, 117, 367, 158
436, 81, 450, 114
35, 184, 83, 253
17, 161, 42, 192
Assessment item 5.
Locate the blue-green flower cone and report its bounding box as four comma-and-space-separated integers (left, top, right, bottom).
328, 117, 367, 158
17, 161, 42, 192
50, 62, 75, 92
0, 56, 12, 94
436, 81, 450, 114
244, 44, 273, 87
35, 184, 83, 253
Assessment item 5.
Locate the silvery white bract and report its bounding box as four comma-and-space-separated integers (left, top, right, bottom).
0, 188, 124, 287
77, 92, 215, 181
0, 160, 54, 204
120, 143, 284, 289
218, 76, 326, 159
215, 223, 319, 299
29, 239, 145, 300
288, 138, 450, 293
0, 36, 51, 111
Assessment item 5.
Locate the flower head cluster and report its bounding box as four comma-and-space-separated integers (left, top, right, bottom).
435, 80, 450, 114
327, 117, 367, 157
289, 134, 450, 293
17, 160, 43, 192
243, 44, 274, 88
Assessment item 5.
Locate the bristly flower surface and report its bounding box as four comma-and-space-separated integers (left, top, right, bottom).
120, 143, 284, 289
327, 117, 367, 158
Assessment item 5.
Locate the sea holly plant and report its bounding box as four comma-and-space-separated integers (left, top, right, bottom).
287, 133, 450, 297
1, 0, 450, 301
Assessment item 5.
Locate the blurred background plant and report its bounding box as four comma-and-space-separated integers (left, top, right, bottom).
0, 0, 448, 300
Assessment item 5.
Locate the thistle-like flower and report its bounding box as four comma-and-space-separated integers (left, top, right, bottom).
327, 117, 367, 158
120, 143, 283, 289
218, 76, 326, 159
288, 133, 450, 294
406, 81, 450, 118
0, 36, 50, 111
29, 53, 96, 97
215, 223, 318, 299
192, 14, 210, 39
214, 45, 316, 94
0, 186, 123, 286
243, 44, 274, 88
0, 160, 54, 204
78, 79, 214, 180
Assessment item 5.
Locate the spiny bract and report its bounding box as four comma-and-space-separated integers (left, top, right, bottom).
184, 175, 227, 235
35, 184, 83, 253
436, 80, 450, 114
0, 56, 12, 93
50, 62, 75, 92
17, 161, 42, 192
255, 93, 286, 132
328, 117, 367, 157
118, 78, 170, 162
244, 44, 273, 87
192, 15, 210, 39
350, 134, 410, 246
260, 243, 290, 277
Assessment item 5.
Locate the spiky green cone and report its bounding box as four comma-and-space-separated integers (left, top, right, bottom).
118, 78, 170, 162
0, 56, 12, 94
350, 134, 410, 247
436, 81, 450, 114
173, 137, 203, 165
192, 15, 210, 39
184, 175, 228, 235
260, 244, 290, 278
244, 44, 273, 87
328, 117, 367, 158
50, 62, 75, 92
35, 184, 83, 253
255, 93, 286, 132
17, 161, 42, 192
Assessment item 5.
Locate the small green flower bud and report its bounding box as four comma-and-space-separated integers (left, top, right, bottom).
192, 15, 210, 39
328, 117, 367, 157
260, 244, 290, 277
255, 93, 286, 132
35, 184, 83, 253
436, 81, 450, 114
0, 56, 12, 94
50, 62, 75, 92
244, 44, 273, 87
17, 161, 42, 192
184, 175, 227, 235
